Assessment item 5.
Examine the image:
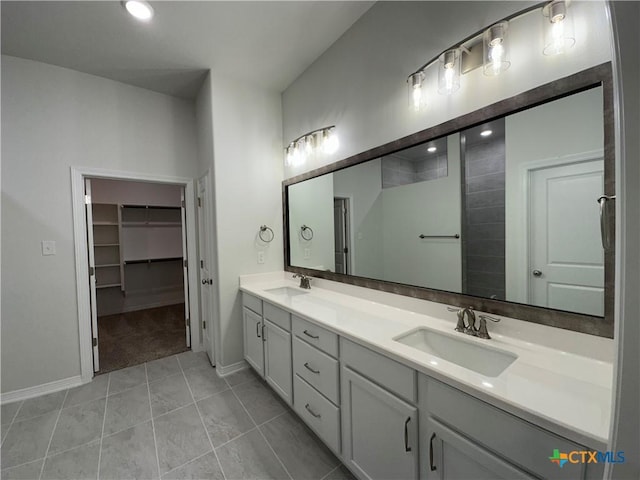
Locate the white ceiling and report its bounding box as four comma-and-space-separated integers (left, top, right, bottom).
1, 1, 374, 99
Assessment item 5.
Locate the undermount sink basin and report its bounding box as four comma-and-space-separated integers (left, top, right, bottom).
264, 286, 309, 297
394, 328, 517, 377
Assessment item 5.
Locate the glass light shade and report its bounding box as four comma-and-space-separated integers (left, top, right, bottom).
322, 129, 339, 155
438, 49, 461, 95
543, 0, 575, 55
483, 22, 510, 76
407, 71, 426, 111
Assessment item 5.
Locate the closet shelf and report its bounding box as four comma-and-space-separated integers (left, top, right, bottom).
96, 263, 120, 268
93, 221, 119, 226
124, 257, 183, 265
96, 283, 122, 289
94, 243, 120, 247
121, 222, 182, 227
121, 204, 181, 210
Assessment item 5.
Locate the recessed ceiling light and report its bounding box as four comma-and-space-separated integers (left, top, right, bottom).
480, 129, 493, 137
427, 146, 437, 153
123, 0, 154, 21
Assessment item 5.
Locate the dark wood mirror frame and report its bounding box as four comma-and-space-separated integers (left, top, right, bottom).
283, 62, 614, 338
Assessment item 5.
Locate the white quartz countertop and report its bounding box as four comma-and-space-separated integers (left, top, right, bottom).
239, 273, 613, 450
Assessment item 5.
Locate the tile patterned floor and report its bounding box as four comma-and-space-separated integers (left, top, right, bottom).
0, 352, 356, 480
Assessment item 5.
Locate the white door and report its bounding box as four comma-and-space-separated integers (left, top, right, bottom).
84, 178, 100, 372
180, 188, 191, 348
198, 176, 214, 363
529, 159, 604, 316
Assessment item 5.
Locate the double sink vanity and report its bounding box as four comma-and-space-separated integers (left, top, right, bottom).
240, 272, 612, 480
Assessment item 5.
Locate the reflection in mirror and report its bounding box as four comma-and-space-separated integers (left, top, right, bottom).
288, 85, 604, 318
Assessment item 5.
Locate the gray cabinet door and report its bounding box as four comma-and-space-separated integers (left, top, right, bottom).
264, 319, 292, 405
342, 366, 418, 480
425, 417, 538, 480
243, 307, 264, 376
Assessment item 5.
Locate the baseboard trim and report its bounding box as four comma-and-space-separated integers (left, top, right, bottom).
216, 360, 248, 377
1, 375, 84, 405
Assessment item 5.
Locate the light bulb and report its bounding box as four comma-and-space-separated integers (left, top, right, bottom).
438, 49, 460, 96
412, 85, 423, 111
123, 0, 154, 21
490, 43, 504, 74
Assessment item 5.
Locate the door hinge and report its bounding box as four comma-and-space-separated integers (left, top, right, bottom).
89, 266, 95, 276
198, 197, 202, 207
200, 260, 204, 268
84, 194, 91, 205
183, 259, 188, 268
181, 200, 185, 208
343, 247, 349, 253
92, 338, 97, 347
203, 321, 206, 329
186, 317, 190, 327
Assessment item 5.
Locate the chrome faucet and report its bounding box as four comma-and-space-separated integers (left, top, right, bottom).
447, 307, 500, 339
293, 273, 311, 289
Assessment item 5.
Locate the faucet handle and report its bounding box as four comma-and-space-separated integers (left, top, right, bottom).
476, 315, 500, 339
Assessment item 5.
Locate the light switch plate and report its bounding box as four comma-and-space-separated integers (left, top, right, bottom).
257, 251, 265, 264
42, 240, 56, 256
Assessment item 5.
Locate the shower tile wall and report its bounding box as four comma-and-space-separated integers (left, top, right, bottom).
382, 152, 447, 188
463, 128, 506, 300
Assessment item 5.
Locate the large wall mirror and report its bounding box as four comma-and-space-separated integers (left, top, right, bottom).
284, 63, 614, 337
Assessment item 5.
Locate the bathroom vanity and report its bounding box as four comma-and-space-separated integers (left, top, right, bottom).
240, 273, 612, 480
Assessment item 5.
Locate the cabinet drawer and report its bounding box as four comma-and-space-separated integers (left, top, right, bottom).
294, 375, 341, 454
292, 316, 338, 357
293, 336, 339, 404
340, 338, 416, 403
424, 377, 588, 480
264, 302, 291, 331
242, 293, 262, 315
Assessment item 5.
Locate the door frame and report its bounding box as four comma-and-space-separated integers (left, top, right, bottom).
509, 149, 604, 305
333, 194, 355, 275
71, 167, 201, 383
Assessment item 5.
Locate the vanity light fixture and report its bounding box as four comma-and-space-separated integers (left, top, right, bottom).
284, 126, 338, 167
542, 0, 575, 56
438, 49, 461, 95
406, 2, 576, 111
122, 0, 154, 21
483, 22, 510, 76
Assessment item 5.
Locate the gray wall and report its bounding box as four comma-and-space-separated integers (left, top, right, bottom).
1, 55, 198, 393
462, 125, 506, 300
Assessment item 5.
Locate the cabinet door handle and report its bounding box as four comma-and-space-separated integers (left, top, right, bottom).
261, 324, 266, 342
256, 322, 261, 338
303, 362, 320, 374
404, 417, 412, 452
303, 330, 319, 339
305, 403, 321, 418
429, 433, 437, 471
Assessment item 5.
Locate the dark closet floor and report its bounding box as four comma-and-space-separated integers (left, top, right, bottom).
96, 303, 188, 374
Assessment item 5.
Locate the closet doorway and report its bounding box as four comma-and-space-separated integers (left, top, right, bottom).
85, 178, 191, 374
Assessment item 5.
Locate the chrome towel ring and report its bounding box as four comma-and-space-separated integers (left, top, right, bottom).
300, 225, 314, 241
259, 225, 274, 243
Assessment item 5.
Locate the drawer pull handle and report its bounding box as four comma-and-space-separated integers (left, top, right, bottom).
304, 362, 320, 374
404, 417, 412, 452
303, 330, 319, 339
429, 433, 436, 471
304, 403, 321, 418
256, 322, 261, 338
